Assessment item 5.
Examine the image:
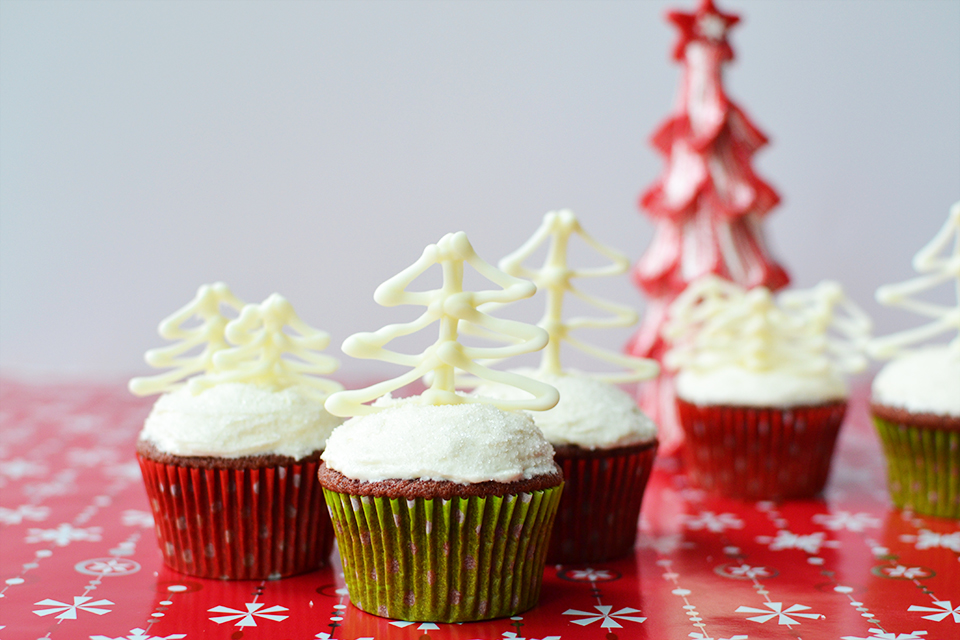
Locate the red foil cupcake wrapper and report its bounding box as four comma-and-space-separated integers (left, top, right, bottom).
676, 400, 846, 500
137, 454, 333, 579
549, 441, 658, 564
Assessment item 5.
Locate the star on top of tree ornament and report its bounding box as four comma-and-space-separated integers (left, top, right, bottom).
668, 0, 740, 61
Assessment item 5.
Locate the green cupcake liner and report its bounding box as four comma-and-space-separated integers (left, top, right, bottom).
323, 485, 562, 622
873, 416, 960, 519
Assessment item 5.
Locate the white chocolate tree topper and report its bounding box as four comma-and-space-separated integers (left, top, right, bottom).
323, 232, 559, 417
494, 210, 659, 383
129, 283, 342, 399
663, 275, 871, 377
870, 201, 960, 359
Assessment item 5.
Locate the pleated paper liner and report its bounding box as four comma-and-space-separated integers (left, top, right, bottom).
324, 485, 562, 622
676, 399, 847, 500
872, 413, 960, 519
137, 454, 333, 579
548, 440, 658, 564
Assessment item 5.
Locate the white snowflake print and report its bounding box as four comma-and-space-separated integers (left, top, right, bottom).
90, 628, 186, 640
208, 602, 289, 626
75, 557, 141, 576
757, 530, 839, 554
636, 532, 691, 554
882, 565, 933, 580
104, 460, 143, 481
567, 568, 615, 581
908, 601, 960, 623
0, 504, 49, 525
502, 633, 561, 640
683, 511, 744, 533
33, 596, 114, 620
735, 602, 825, 626
727, 564, 773, 579
67, 447, 118, 467
390, 621, 439, 630
689, 633, 748, 640
564, 605, 647, 628
0, 457, 47, 480
22, 469, 79, 500
26, 523, 102, 546
842, 629, 928, 640
315, 635, 373, 640
813, 511, 881, 532
121, 509, 154, 528
900, 530, 960, 552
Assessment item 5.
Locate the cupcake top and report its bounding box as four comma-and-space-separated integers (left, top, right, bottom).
130, 283, 343, 459
323, 232, 561, 485
868, 202, 960, 416
872, 347, 960, 417
322, 398, 556, 483
475, 369, 657, 449
664, 276, 870, 407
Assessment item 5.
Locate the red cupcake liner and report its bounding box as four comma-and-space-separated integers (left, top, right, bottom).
137, 454, 333, 579
676, 400, 846, 500
548, 441, 658, 564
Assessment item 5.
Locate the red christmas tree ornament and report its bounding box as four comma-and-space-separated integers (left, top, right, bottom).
627, 0, 790, 454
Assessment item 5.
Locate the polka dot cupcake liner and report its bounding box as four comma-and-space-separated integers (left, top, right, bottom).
676, 400, 847, 500
872, 416, 960, 519
323, 485, 562, 622
137, 455, 333, 579
548, 441, 658, 564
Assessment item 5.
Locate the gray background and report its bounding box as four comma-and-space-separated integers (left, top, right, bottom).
2, 0, 958, 383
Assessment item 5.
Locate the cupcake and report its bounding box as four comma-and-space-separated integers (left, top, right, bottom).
321, 231, 564, 622
663, 275, 871, 500
473, 210, 660, 563
130, 283, 343, 579
869, 202, 960, 518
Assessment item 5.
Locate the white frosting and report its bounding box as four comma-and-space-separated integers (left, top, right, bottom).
475, 370, 657, 449
320, 401, 557, 483
675, 365, 848, 407
871, 346, 960, 416
139, 383, 343, 459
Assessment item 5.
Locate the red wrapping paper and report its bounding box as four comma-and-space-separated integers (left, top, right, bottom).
676, 400, 847, 500
137, 455, 333, 579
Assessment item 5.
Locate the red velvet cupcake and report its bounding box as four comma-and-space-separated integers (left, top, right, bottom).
130, 283, 343, 579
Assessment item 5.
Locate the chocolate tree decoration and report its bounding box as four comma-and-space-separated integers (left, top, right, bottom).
626, 0, 789, 451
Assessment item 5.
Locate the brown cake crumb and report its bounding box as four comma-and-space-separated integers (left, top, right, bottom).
317, 463, 563, 500
136, 439, 322, 469
870, 403, 960, 431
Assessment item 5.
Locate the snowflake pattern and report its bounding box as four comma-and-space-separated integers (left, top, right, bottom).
90, 629, 186, 640
900, 530, 960, 552
842, 630, 928, 640
735, 602, 825, 626
636, 532, 691, 554
33, 596, 114, 620
0, 458, 47, 480
121, 509, 154, 528
908, 601, 960, 623
390, 621, 440, 630
563, 605, 647, 628
812, 511, 881, 532
208, 602, 289, 626
75, 557, 141, 576
757, 530, 840, 554
689, 634, 749, 640
67, 447, 118, 467
879, 565, 934, 580
0, 504, 49, 525
718, 564, 774, 579
683, 511, 744, 533
503, 633, 561, 640
26, 523, 102, 546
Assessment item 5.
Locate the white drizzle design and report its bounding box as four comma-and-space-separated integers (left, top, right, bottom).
495, 210, 659, 383
129, 283, 342, 399
324, 232, 559, 417
869, 201, 960, 359
663, 275, 871, 377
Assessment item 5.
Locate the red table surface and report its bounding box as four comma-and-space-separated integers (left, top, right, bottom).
1, 378, 958, 640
